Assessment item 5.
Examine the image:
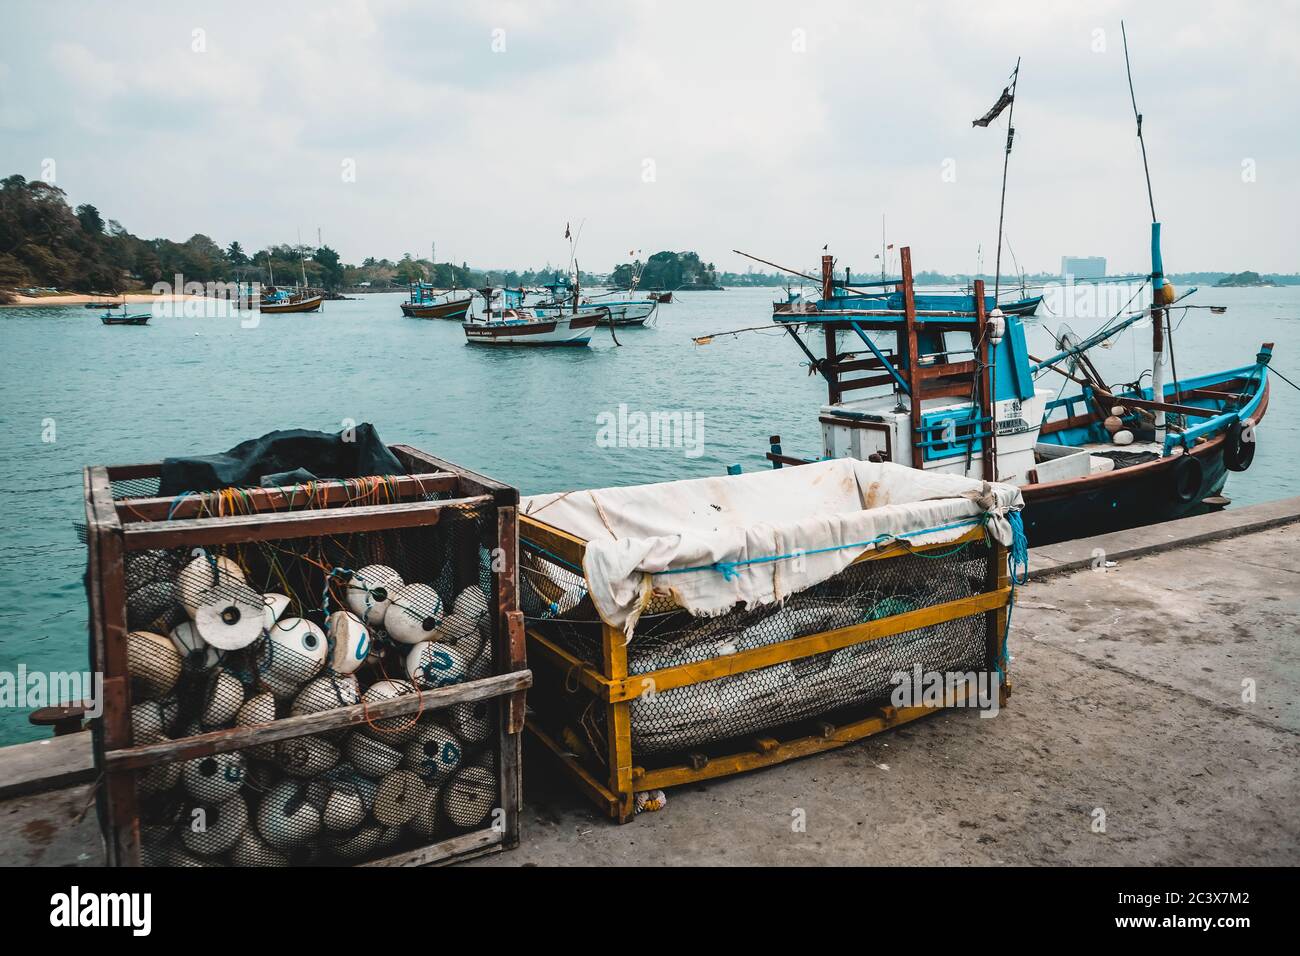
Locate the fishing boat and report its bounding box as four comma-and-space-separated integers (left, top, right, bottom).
400, 282, 473, 319
260, 287, 323, 314
463, 287, 609, 346
100, 303, 150, 326
749, 249, 1269, 547
650, 290, 673, 304
726, 37, 1272, 547
85, 299, 123, 309
533, 273, 658, 327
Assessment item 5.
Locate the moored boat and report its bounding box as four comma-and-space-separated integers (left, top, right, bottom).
100, 303, 150, 325
400, 282, 473, 319
260, 288, 323, 313
463, 286, 608, 345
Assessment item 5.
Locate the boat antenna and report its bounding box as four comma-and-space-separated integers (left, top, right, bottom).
1122, 21, 1176, 427
1122, 22, 1158, 222
991, 59, 1020, 301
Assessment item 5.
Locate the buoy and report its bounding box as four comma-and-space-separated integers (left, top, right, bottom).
169, 620, 219, 671
126, 630, 183, 699
192, 582, 264, 651
1112, 429, 1135, 446
443, 765, 496, 828
359, 679, 420, 743
276, 735, 341, 778
257, 781, 322, 850
450, 699, 493, 744
230, 828, 289, 867
384, 584, 445, 644
322, 775, 374, 831
176, 554, 246, 613
406, 640, 471, 689
346, 731, 403, 778
137, 759, 181, 797
453, 585, 488, 620
236, 691, 277, 759
1110, 405, 1126, 416
429, 611, 481, 649
257, 617, 327, 684
182, 750, 245, 803
261, 593, 291, 631
291, 673, 360, 719
331, 825, 400, 862
325, 610, 370, 675
345, 564, 404, 627
131, 698, 176, 743
182, 793, 248, 856
200, 667, 245, 728
403, 723, 463, 782
408, 782, 441, 837
1103, 415, 1124, 434
373, 769, 425, 826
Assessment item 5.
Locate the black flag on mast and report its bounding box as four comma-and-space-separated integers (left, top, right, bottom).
972, 87, 1014, 127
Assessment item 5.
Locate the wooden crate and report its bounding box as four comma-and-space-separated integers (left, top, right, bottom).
85, 444, 530, 866
521, 516, 1010, 823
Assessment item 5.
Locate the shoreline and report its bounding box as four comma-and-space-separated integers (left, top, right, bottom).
2, 292, 209, 307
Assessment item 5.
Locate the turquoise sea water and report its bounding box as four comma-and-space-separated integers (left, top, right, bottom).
1, 285, 1297, 743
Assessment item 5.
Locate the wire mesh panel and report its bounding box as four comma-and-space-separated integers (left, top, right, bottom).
87, 448, 526, 865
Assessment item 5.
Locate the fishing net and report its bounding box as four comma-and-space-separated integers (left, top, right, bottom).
135, 702, 501, 867
116, 490, 504, 866
522, 539, 994, 761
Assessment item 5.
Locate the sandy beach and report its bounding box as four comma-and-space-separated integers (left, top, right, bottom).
1, 291, 208, 307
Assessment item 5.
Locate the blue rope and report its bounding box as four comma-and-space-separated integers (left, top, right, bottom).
166, 491, 198, 520
657, 515, 989, 582
997, 510, 1030, 678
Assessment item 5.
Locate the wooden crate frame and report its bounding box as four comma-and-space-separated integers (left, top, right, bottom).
521, 515, 1011, 823
85, 444, 531, 866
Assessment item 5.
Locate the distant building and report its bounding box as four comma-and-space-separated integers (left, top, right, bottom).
1061, 256, 1106, 279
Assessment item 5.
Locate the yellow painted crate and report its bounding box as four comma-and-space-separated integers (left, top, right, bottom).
521, 515, 1011, 823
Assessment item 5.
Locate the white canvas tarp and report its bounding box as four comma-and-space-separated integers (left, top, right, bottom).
521, 458, 1024, 638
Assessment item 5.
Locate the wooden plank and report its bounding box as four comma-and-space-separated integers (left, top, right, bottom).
602, 622, 635, 822
103, 671, 532, 771
838, 373, 899, 393
114, 473, 458, 522
918, 360, 978, 380
973, 279, 996, 480
519, 515, 586, 569
120, 495, 491, 550
900, 248, 923, 469
391, 444, 517, 504
88, 466, 142, 867
637, 685, 975, 792
525, 721, 623, 816
605, 587, 1010, 702
1096, 391, 1220, 419
525, 628, 609, 695
363, 826, 503, 867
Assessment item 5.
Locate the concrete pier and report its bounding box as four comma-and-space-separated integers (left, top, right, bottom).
5, 499, 1297, 867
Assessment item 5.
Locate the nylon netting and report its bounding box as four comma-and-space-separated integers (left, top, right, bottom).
119, 503, 503, 866
521, 539, 993, 759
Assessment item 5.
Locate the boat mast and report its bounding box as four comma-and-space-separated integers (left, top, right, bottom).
1122, 22, 1170, 444
992, 58, 1020, 302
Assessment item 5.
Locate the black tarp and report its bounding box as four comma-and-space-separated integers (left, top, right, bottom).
158, 424, 406, 496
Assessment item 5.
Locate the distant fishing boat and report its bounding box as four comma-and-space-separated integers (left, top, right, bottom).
400, 282, 473, 319
463, 287, 608, 346
100, 303, 149, 326
649, 290, 673, 304
533, 274, 658, 327
260, 287, 323, 313
85, 299, 123, 309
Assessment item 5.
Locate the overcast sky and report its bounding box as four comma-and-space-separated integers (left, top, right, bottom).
2, 0, 1297, 275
